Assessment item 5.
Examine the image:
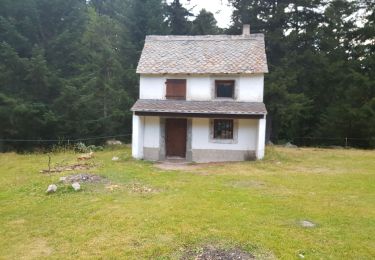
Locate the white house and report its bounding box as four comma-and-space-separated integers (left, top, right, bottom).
131, 25, 268, 163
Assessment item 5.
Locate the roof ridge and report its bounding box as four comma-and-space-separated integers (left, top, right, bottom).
146, 34, 264, 41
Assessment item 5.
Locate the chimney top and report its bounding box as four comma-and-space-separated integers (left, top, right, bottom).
242, 24, 251, 36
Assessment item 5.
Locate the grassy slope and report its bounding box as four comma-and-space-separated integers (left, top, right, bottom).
0, 146, 374, 259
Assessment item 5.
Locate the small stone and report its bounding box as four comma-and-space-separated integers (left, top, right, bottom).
59, 176, 67, 182
298, 253, 305, 258
106, 140, 122, 145
112, 156, 120, 161
284, 142, 298, 148
71, 182, 81, 191
46, 184, 57, 194
300, 220, 316, 228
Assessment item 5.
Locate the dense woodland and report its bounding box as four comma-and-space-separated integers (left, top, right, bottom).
0, 0, 374, 150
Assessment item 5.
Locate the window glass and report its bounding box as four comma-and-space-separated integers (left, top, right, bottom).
216, 80, 234, 98
213, 119, 234, 139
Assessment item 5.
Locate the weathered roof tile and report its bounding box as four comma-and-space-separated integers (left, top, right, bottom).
137, 34, 268, 75
131, 99, 267, 116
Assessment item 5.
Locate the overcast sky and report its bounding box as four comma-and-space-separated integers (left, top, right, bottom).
167, 0, 234, 28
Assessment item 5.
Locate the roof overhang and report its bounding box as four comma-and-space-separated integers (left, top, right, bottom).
131, 99, 267, 119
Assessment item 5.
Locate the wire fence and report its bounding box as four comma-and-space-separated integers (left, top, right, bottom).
0, 134, 132, 152
0, 134, 132, 143
291, 137, 375, 149
0, 134, 374, 152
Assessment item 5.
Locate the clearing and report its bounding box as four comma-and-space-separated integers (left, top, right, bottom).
0, 146, 374, 259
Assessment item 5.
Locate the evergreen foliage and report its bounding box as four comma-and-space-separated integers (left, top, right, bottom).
229, 0, 374, 147
0, 0, 374, 150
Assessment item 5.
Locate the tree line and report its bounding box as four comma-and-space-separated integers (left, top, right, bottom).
0, 0, 374, 150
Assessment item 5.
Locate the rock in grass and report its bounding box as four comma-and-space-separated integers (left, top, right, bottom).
300, 220, 316, 228
112, 156, 119, 161
46, 184, 57, 194
106, 139, 122, 145
285, 142, 298, 148
71, 182, 81, 191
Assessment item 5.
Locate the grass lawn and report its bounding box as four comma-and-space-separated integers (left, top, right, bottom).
0, 146, 374, 259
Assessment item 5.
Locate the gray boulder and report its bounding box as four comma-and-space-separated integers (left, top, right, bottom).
300, 220, 316, 228
284, 142, 298, 148
106, 139, 122, 145
46, 184, 57, 194
71, 182, 81, 191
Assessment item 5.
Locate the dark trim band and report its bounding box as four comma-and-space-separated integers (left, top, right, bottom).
134, 111, 265, 119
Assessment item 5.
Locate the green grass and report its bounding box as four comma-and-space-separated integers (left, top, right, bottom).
0, 146, 374, 259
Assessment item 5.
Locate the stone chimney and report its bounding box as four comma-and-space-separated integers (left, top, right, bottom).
242, 24, 251, 36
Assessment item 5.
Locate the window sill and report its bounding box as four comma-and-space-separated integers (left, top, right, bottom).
214, 98, 236, 101
209, 138, 238, 144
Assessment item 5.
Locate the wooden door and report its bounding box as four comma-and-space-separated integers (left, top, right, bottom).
166, 79, 186, 100
165, 118, 187, 158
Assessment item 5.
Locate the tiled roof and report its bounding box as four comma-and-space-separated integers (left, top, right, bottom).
131, 99, 267, 116
137, 34, 268, 75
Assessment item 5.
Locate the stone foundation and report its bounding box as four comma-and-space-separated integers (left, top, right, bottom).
191, 149, 256, 163
143, 147, 160, 161
143, 147, 256, 163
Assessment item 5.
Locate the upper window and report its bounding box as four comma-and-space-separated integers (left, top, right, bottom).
166, 79, 186, 100
213, 119, 234, 139
215, 80, 235, 99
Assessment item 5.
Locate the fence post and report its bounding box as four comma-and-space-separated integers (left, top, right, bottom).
345, 137, 348, 148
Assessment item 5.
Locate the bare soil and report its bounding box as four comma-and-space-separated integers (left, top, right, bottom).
60, 173, 105, 183
127, 182, 157, 194
154, 161, 203, 171
40, 163, 95, 173
182, 246, 255, 260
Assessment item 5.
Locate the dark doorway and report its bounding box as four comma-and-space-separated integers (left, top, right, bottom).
165, 118, 187, 158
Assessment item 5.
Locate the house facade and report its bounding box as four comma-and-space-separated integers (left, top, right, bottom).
131, 25, 268, 163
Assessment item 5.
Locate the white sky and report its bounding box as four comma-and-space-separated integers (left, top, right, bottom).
167, 0, 234, 28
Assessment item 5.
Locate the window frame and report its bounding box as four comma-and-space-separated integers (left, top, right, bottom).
215, 80, 235, 99
213, 119, 234, 139
209, 119, 238, 144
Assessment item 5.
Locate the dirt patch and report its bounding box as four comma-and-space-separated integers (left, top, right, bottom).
228, 180, 266, 189
105, 184, 120, 191
19, 238, 53, 259
60, 173, 105, 183
154, 161, 237, 173
40, 163, 95, 173
127, 182, 158, 194
154, 161, 204, 171
8, 218, 26, 226
182, 245, 255, 260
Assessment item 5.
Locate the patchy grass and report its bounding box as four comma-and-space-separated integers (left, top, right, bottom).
0, 146, 374, 259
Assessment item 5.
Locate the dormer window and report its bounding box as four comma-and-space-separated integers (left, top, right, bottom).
215, 80, 235, 99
